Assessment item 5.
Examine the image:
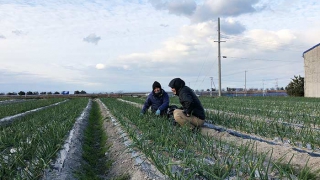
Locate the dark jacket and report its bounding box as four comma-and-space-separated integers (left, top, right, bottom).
169, 78, 205, 120
141, 89, 169, 114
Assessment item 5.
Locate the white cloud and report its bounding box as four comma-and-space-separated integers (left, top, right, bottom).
0, 0, 319, 93
295, 29, 320, 47
244, 29, 297, 51
0, 34, 5, 39
113, 20, 307, 90
96, 64, 105, 70
123, 65, 130, 70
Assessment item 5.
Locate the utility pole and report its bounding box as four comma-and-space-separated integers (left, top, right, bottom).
210, 77, 213, 97
245, 71, 247, 96
214, 17, 226, 97
262, 79, 265, 96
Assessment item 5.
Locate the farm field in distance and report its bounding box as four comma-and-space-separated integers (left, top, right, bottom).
1, 95, 320, 179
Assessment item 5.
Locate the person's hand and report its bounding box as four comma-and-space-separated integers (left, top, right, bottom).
155, 109, 160, 116
183, 110, 190, 117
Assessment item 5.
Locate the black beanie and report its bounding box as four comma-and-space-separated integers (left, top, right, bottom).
168, 78, 185, 90
152, 81, 161, 90
168, 78, 185, 95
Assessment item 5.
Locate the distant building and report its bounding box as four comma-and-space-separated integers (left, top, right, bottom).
303, 43, 320, 97
61, 91, 69, 95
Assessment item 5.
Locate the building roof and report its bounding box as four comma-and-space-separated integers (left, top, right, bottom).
302, 43, 320, 57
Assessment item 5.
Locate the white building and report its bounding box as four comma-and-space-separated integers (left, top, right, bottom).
303, 43, 320, 97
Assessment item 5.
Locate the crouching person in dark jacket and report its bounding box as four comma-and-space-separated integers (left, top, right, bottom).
140, 81, 169, 116
168, 78, 205, 128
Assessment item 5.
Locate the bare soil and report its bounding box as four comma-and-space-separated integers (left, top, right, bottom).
97, 100, 162, 180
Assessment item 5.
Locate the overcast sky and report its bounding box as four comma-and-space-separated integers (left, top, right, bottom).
1, 0, 319, 93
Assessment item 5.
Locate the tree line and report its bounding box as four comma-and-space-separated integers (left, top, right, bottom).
0, 76, 305, 97
1, 90, 87, 96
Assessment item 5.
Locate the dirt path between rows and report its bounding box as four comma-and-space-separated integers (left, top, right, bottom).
97, 99, 165, 180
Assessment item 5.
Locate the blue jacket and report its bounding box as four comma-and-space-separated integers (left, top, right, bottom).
141, 89, 169, 114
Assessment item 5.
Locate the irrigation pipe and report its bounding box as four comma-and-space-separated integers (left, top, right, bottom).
0, 100, 68, 126
0, 99, 35, 105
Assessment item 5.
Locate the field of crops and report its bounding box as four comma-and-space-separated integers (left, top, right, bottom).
1, 96, 320, 179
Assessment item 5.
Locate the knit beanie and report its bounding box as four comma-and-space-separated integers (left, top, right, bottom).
152, 81, 161, 90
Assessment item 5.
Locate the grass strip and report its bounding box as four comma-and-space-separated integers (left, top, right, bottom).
76, 100, 110, 180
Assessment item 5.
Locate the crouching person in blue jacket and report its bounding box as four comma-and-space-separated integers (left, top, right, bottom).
140, 81, 169, 116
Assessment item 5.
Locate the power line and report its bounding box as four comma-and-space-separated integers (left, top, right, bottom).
222, 62, 302, 77
190, 57, 303, 90
209, 37, 302, 53
222, 34, 308, 50
190, 31, 305, 90
190, 55, 302, 89
191, 64, 215, 91
194, 48, 213, 88
222, 72, 304, 83
226, 56, 301, 62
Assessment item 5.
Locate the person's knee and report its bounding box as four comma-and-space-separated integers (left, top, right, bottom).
194, 119, 205, 127
173, 110, 186, 125
189, 116, 205, 127
173, 109, 183, 117
173, 110, 183, 121
173, 110, 195, 128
